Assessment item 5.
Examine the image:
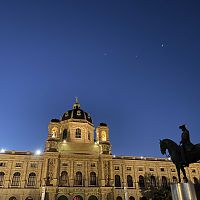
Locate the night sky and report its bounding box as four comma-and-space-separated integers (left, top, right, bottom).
1, 1, 200, 157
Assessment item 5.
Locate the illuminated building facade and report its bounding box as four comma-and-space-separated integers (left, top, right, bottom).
0, 100, 200, 200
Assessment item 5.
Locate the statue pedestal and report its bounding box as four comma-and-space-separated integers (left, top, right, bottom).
170, 182, 197, 200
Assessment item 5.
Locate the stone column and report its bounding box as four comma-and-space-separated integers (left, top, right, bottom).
69, 161, 74, 186
85, 160, 88, 186
100, 157, 105, 186
171, 182, 197, 200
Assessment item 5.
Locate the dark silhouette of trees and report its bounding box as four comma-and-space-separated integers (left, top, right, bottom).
139, 173, 172, 200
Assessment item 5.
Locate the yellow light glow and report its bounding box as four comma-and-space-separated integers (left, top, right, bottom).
101, 131, 106, 141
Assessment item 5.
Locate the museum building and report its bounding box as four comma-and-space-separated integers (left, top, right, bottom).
0, 100, 200, 200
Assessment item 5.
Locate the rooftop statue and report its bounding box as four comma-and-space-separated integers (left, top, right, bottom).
160, 125, 200, 183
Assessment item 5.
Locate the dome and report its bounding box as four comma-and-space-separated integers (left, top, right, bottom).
61, 98, 93, 123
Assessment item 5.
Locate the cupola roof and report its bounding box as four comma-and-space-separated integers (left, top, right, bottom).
61, 98, 93, 123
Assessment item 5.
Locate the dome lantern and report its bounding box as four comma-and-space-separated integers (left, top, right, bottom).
73, 97, 81, 109
61, 98, 93, 124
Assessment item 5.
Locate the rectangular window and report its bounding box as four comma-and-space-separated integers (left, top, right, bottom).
149, 168, 154, 171
16, 163, 22, 168
160, 168, 165, 172
0, 162, 5, 167
30, 163, 38, 168
138, 168, 143, 171
171, 168, 176, 172
0, 172, 4, 186
127, 167, 131, 171
114, 166, 119, 170
192, 169, 196, 173
62, 163, 68, 167
91, 163, 95, 167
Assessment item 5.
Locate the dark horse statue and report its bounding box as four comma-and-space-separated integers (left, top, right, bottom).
160, 139, 200, 183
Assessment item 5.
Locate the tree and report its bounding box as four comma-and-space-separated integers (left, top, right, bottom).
139, 173, 172, 200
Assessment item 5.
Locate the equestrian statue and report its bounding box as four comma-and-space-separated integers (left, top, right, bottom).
160, 125, 200, 183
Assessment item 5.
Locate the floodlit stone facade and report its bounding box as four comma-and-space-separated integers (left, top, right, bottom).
0, 100, 200, 200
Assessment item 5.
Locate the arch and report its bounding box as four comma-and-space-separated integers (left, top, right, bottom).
172, 176, 177, 183
115, 175, 121, 187
139, 175, 145, 188
162, 176, 168, 187
73, 195, 83, 200
0, 172, 5, 186
62, 129, 68, 140
129, 197, 135, 200
88, 131, 91, 140
60, 171, 69, 186
183, 176, 187, 183
127, 175, 133, 187
25, 197, 33, 200
58, 195, 68, 200
27, 172, 36, 186
9, 197, 17, 200
150, 175, 156, 187
11, 172, 20, 186
116, 197, 122, 200
75, 128, 81, 138
194, 177, 199, 184
75, 171, 82, 186
88, 195, 98, 200
90, 172, 97, 186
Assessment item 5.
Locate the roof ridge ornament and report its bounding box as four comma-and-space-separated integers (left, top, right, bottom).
73, 97, 81, 109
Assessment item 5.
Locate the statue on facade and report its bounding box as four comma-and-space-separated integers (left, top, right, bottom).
160, 125, 200, 182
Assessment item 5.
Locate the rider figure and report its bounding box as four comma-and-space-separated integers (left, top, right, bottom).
179, 124, 193, 167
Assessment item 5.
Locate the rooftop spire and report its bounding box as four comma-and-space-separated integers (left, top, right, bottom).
73, 97, 81, 109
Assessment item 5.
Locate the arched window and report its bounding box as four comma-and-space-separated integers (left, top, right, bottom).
127, 175, 133, 187
27, 172, 36, 186
90, 172, 96, 186
116, 197, 122, 200
60, 171, 68, 186
194, 177, 199, 184
73, 195, 83, 200
162, 176, 167, 187
75, 171, 82, 186
11, 172, 20, 187
88, 132, 91, 140
139, 175, 145, 188
88, 195, 98, 200
115, 175, 121, 187
9, 197, 17, 200
75, 128, 81, 138
63, 129, 68, 140
140, 197, 147, 200
129, 197, 135, 200
25, 197, 33, 200
183, 177, 187, 183
58, 195, 68, 200
150, 175, 156, 187
0, 172, 5, 186
172, 176, 177, 183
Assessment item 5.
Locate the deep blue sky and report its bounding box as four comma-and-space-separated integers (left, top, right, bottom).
0, 0, 200, 157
